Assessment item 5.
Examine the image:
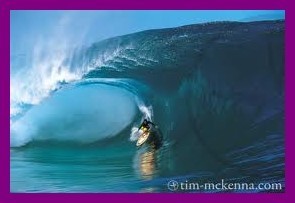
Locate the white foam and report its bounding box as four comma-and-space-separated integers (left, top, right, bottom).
10, 15, 130, 120
130, 127, 143, 141
129, 102, 153, 142
139, 105, 153, 121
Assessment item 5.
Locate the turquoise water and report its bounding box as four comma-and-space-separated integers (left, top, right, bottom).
10, 134, 284, 192
11, 139, 163, 192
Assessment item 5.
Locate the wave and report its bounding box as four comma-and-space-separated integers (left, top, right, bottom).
10, 20, 284, 180
10, 79, 154, 147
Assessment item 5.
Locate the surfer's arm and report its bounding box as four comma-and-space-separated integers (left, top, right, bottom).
138, 123, 143, 131
147, 121, 155, 126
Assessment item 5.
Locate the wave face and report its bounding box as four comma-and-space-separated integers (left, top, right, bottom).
10, 20, 285, 192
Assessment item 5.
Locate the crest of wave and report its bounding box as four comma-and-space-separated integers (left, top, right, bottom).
10, 15, 130, 118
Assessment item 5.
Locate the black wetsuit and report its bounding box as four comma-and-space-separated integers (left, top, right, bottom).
138, 120, 155, 131
138, 119, 162, 149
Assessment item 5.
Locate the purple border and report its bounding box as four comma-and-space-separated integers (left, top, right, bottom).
1, 0, 292, 203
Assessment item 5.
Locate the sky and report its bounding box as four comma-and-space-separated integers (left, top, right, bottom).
11, 10, 285, 54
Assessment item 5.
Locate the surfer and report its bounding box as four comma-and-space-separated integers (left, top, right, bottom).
138, 119, 155, 132
136, 119, 162, 149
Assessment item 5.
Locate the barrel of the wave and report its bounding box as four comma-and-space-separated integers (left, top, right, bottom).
10, 82, 139, 147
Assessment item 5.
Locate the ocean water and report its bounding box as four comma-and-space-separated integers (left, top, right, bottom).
10, 20, 285, 193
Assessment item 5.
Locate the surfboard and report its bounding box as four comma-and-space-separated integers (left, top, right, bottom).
136, 131, 150, 147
